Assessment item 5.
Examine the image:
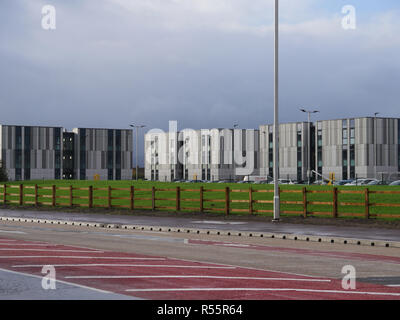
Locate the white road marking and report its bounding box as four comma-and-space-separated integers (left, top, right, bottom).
216, 243, 250, 248
387, 284, 400, 287
0, 230, 26, 234
1, 256, 166, 260
124, 287, 400, 296
0, 248, 103, 253
0, 243, 64, 246
13, 264, 237, 269
192, 221, 247, 225
169, 256, 328, 279
65, 275, 331, 282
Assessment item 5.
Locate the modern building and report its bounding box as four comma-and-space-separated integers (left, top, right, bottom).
259, 122, 312, 182
72, 128, 133, 181
314, 117, 400, 181
145, 116, 400, 182
145, 128, 259, 182
0, 124, 133, 181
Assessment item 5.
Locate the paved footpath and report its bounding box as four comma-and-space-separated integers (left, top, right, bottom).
1, 237, 400, 300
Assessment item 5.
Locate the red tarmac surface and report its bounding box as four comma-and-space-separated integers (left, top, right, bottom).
0, 236, 399, 300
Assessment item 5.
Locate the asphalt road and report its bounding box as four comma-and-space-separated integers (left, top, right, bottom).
0, 215, 399, 300
1, 208, 400, 242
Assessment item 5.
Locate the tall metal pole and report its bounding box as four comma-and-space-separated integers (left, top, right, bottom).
273, 0, 280, 221
308, 112, 311, 185
136, 126, 139, 180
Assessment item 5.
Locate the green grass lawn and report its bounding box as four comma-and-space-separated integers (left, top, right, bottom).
1, 180, 400, 220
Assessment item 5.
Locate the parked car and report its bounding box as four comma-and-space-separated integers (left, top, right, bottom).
345, 179, 366, 186
389, 180, 400, 186
269, 179, 295, 185
255, 180, 270, 184
313, 180, 329, 185
334, 180, 353, 186
367, 180, 387, 185
217, 180, 230, 183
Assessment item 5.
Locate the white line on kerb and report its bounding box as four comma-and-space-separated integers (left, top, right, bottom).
0, 248, 103, 252
13, 264, 237, 269
0, 243, 64, 246
0, 267, 112, 294
4, 256, 166, 261
124, 287, 400, 296
0, 230, 26, 234
65, 275, 331, 282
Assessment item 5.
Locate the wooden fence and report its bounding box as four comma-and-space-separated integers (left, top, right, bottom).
0, 184, 400, 219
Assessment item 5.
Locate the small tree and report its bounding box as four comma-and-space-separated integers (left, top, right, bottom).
0, 161, 8, 182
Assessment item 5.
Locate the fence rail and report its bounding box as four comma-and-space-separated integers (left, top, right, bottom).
0, 184, 400, 219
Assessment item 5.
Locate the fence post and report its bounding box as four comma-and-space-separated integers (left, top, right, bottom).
225, 187, 230, 216
108, 186, 112, 209
130, 186, 135, 211
302, 187, 307, 218
249, 187, 253, 215
176, 186, 181, 211
365, 188, 370, 219
88, 186, 93, 209
52, 185, 56, 207
35, 184, 38, 206
19, 184, 23, 206
3, 184, 6, 205
199, 186, 204, 213
69, 185, 73, 207
152, 186, 156, 211
333, 187, 338, 218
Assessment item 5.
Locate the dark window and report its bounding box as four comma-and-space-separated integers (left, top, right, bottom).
342, 149, 348, 180
80, 169, 86, 180
55, 168, 60, 180
24, 127, 31, 171
108, 130, 114, 152
116, 130, 121, 152
107, 151, 113, 169
80, 129, 86, 170
24, 150, 30, 169
24, 169, 30, 180
54, 128, 61, 151
55, 151, 61, 169
63, 132, 75, 179
15, 150, 22, 169
116, 151, 121, 169
15, 168, 22, 181
24, 127, 31, 150
15, 127, 22, 150
80, 151, 86, 169
108, 169, 113, 180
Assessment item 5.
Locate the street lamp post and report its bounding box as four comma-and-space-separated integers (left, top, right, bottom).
300, 109, 319, 185
273, 0, 280, 221
130, 124, 146, 181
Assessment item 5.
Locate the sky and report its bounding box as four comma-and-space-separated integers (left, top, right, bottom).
1, 0, 400, 162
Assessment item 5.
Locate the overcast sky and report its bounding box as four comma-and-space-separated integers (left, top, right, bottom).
1, 0, 400, 136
